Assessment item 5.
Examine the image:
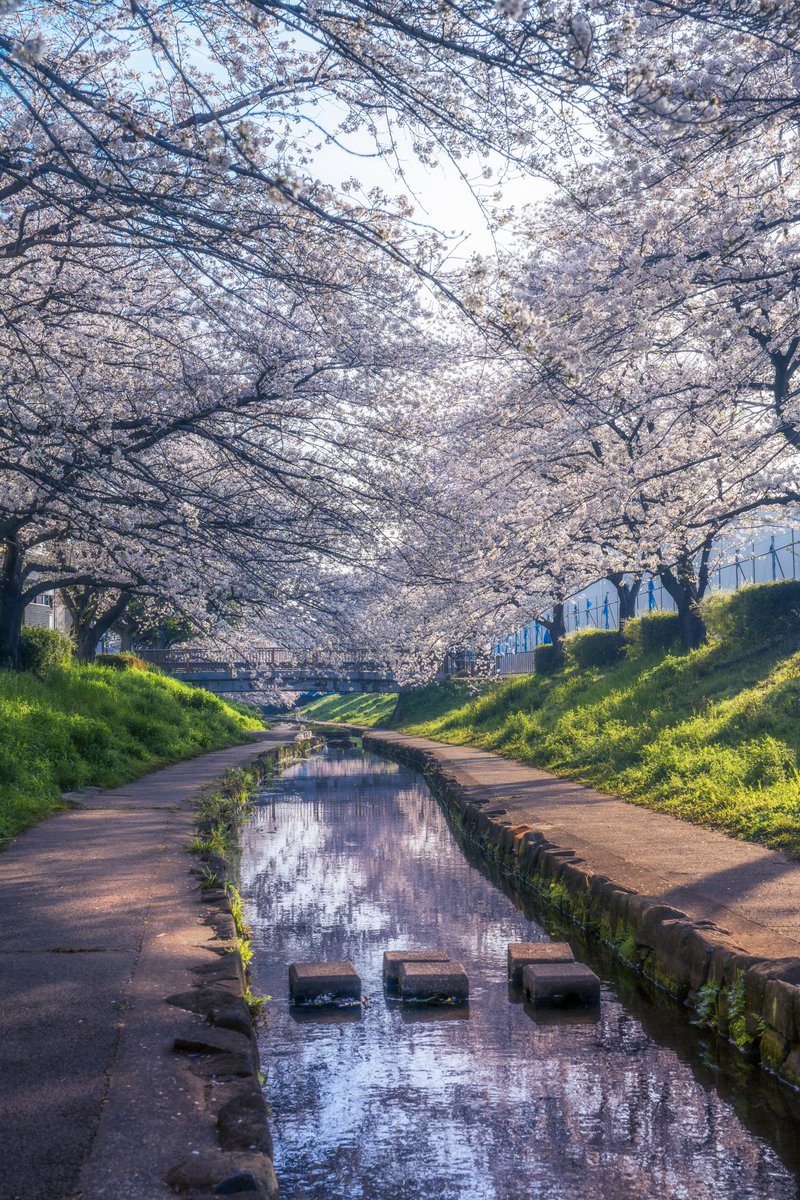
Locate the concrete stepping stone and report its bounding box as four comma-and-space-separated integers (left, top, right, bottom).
398, 960, 469, 1003
383, 949, 450, 988
522, 961, 600, 1007
507, 941, 574, 985
288, 961, 361, 1005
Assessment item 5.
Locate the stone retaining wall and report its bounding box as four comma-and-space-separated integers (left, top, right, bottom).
166, 735, 322, 1200
364, 732, 800, 1091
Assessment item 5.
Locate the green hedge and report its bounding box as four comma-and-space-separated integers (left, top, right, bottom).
20, 627, 73, 676
624, 612, 682, 657
566, 629, 625, 669
534, 643, 563, 674
702, 581, 800, 648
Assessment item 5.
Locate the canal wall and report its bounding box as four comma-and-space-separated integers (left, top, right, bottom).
174, 732, 324, 1200
363, 730, 800, 1090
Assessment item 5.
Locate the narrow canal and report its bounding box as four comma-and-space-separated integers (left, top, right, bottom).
239, 746, 800, 1200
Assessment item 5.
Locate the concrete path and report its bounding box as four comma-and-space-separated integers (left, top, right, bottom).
0, 728, 296, 1200
363, 731, 800, 963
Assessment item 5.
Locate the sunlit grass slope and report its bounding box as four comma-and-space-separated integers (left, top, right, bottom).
298, 691, 399, 726
388, 644, 800, 858
0, 665, 262, 840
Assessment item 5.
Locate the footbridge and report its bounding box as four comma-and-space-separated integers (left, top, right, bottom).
137, 646, 397, 695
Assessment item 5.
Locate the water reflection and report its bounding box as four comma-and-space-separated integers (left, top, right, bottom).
240, 749, 800, 1200
397, 1002, 471, 1025
289, 1006, 362, 1026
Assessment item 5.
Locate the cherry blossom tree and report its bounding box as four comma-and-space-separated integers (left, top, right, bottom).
0, 0, 595, 297
329, 3, 800, 671
7, 0, 800, 684
361, 116, 800, 668
446, 99, 800, 649
0, 197, 462, 666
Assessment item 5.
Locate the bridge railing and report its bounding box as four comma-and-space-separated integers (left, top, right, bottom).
135, 645, 394, 676
138, 647, 294, 669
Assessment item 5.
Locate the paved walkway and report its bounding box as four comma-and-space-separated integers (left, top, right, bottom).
363, 731, 800, 963
0, 728, 295, 1200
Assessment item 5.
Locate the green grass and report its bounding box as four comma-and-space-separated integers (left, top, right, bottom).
224, 697, 271, 723
388, 641, 800, 858
0, 664, 262, 840
297, 691, 399, 726
388, 679, 480, 728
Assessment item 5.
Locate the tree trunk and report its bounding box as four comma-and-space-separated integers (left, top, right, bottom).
61, 589, 132, 662
0, 538, 27, 669
677, 603, 706, 653
658, 552, 708, 652
550, 601, 566, 655
608, 572, 642, 627
72, 622, 98, 662
539, 601, 567, 665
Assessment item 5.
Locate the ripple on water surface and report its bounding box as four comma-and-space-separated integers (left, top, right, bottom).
239, 748, 800, 1200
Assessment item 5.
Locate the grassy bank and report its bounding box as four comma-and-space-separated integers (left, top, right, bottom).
297, 691, 398, 726
387, 639, 800, 857
0, 663, 262, 840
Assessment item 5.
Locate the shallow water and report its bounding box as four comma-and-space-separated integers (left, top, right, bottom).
239, 747, 800, 1200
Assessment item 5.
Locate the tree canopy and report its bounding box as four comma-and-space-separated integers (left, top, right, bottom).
2, 0, 800, 671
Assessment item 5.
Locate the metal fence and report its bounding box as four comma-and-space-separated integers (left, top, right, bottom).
493, 530, 800, 676
136, 645, 387, 672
